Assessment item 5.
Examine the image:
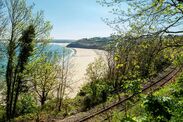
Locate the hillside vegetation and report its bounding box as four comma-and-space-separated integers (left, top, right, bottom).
67, 37, 113, 49
0, 0, 183, 122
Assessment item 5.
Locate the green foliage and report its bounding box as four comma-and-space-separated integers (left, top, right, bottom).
77, 57, 112, 110
25, 53, 59, 107
98, 0, 183, 97
112, 111, 136, 122
3, 0, 52, 119
110, 72, 183, 122
170, 99, 183, 122
122, 79, 142, 94
1, 0, 182, 121
120, 117, 136, 122
143, 95, 173, 121
14, 113, 37, 122
172, 74, 183, 98
141, 75, 183, 122
174, 52, 183, 66
42, 99, 57, 112
18, 25, 35, 68
16, 93, 38, 116
80, 80, 111, 111
16, 25, 35, 92
120, 73, 183, 121
99, 0, 183, 36
79, 55, 143, 111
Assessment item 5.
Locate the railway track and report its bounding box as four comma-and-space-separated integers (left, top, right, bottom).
58, 67, 181, 122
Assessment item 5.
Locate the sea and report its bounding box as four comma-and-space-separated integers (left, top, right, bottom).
0, 42, 74, 80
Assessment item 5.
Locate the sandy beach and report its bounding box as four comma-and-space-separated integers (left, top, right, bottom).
66, 48, 105, 98
54, 43, 106, 98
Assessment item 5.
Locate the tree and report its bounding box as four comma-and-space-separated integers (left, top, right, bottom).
98, 0, 183, 117
98, 0, 183, 35
56, 48, 72, 112
98, 0, 183, 47
98, 0, 183, 79
26, 54, 57, 107
5, 24, 35, 120
81, 57, 109, 110
26, 49, 72, 113
12, 25, 35, 118
2, 0, 52, 120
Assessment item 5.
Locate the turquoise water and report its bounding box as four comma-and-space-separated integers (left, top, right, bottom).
0, 43, 73, 80
43, 43, 73, 58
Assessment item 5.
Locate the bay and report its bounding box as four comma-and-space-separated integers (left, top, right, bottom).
0, 42, 73, 80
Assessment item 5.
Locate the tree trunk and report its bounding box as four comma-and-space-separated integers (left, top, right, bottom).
41, 91, 46, 108
6, 38, 15, 120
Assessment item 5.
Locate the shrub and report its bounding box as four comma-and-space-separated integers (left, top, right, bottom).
120, 116, 136, 122
42, 99, 57, 112
172, 73, 183, 98
82, 95, 93, 111
80, 79, 111, 111
112, 111, 136, 122
143, 95, 173, 121
15, 113, 37, 122
16, 93, 38, 117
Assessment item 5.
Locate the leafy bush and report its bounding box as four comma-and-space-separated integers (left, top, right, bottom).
120, 116, 136, 122
112, 111, 137, 122
15, 113, 37, 122
16, 93, 38, 117
171, 73, 183, 99
42, 99, 57, 112
79, 79, 111, 111
82, 95, 93, 111
143, 95, 173, 121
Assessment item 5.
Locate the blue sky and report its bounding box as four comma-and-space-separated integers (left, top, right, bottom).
28, 0, 114, 39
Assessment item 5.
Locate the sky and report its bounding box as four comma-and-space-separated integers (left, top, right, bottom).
28, 0, 115, 40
